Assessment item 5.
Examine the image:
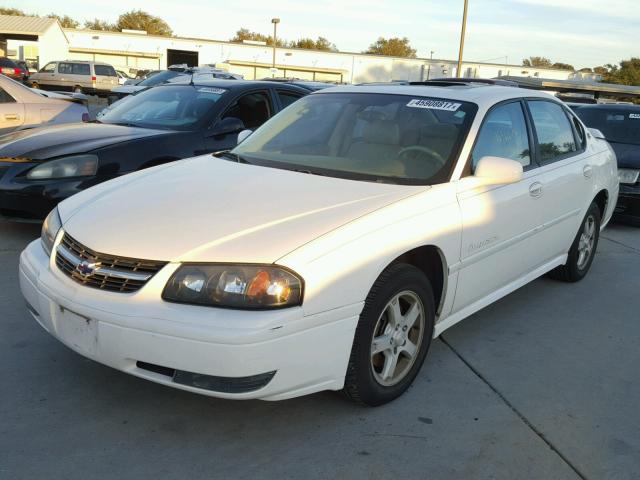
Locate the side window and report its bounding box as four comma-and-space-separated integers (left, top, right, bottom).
472, 101, 531, 170
72, 63, 90, 75
222, 91, 272, 129
277, 90, 303, 109
0, 88, 16, 104
528, 100, 577, 163
40, 62, 56, 73
58, 62, 72, 74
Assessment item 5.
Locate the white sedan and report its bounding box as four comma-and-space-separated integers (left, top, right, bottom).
19, 84, 618, 405
0, 75, 89, 135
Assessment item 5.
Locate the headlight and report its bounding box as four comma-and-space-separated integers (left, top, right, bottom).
41, 207, 62, 256
27, 154, 98, 180
618, 168, 639, 185
162, 264, 303, 309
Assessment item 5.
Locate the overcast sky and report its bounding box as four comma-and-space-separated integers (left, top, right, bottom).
12, 0, 639, 68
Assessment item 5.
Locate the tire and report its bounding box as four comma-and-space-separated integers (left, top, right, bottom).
73, 86, 83, 94
549, 202, 601, 282
343, 263, 435, 406
30, 82, 39, 89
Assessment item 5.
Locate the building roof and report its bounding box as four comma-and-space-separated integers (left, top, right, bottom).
0, 14, 57, 35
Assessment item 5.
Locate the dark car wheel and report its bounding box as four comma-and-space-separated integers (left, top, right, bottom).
73, 86, 83, 94
30, 82, 39, 89
550, 201, 601, 282
343, 263, 435, 406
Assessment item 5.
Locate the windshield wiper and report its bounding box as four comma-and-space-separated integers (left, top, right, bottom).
290, 168, 325, 177
217, 151, 252, 164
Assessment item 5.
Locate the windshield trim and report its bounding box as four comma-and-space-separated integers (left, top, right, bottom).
233, 92, 479, 186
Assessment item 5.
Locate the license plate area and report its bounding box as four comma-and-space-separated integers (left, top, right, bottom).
56, 306, 98, 356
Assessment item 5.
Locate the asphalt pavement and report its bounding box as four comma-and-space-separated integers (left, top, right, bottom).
0, 219, 638, 480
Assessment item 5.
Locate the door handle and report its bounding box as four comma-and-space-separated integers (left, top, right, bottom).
529, 182, 543, 198
583, 165, 593, 178
4, 114, 19, 120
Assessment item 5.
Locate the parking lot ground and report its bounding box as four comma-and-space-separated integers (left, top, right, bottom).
1, 220, 639, 480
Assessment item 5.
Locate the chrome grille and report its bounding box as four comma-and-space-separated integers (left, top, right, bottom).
55, 233, 167, 293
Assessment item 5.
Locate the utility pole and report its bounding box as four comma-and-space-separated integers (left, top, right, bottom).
271, 18, 280, 77
456, 0, 469, 78
427, 50, 434, 80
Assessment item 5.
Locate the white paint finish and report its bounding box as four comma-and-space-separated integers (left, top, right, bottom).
20, 87, 618, 400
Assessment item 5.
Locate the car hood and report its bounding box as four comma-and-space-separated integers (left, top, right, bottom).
610, 142, 640, 169
0, 123, 176, 160
59, 156, 426, 263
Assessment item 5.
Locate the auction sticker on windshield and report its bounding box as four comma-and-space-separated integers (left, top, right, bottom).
198, 87, 226, 95
407, 99, 461, 111
630, 113, 640, 119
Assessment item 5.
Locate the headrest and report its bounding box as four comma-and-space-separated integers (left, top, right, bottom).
362, 120, 400, 145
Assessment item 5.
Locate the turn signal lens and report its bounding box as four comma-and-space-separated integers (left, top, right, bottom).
163, 265, 303, 309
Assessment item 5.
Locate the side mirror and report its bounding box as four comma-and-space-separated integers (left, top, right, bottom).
211, 116, 245, 137
588, 128, 606, 140
474, 156, 523, 185
237, 129, 253, 144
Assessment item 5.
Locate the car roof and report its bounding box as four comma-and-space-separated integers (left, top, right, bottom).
163, 77, 309, 92
315, 84, 555, 105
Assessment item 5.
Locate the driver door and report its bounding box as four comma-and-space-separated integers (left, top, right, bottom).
0, 87, 24, 135
452, 100, 546, 313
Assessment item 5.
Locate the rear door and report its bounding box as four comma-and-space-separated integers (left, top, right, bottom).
453, 100, 547, 313
275, 88, 304, 111
525, 99, 593, 260
0, 87, 24, 134
94, 64, 118, 92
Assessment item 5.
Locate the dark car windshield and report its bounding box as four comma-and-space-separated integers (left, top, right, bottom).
232, 92, 477, 184
99, 85, 226, 131
576, 107, 640, 145
138, 70, 183, 86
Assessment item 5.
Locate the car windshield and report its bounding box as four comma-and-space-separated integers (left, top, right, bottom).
138, 70, 183, 86
576, 107, 640, 145
99, 85, 226, 130
232, 92, 477, 184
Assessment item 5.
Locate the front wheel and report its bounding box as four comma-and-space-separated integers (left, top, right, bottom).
550, 201, 601, 282
343, 264, 435, 406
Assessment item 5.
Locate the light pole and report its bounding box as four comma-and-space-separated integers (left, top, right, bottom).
427, 50, 434, 80
456, 0, 469, 78
271, 17, 280, 77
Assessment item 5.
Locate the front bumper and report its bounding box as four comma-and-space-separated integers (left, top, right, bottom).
614, 184, 640, 225
19, 238, 360, 400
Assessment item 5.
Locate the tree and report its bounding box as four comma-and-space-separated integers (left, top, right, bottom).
593, 66, 609, 75
551, 62, 574, 71
48, 14, 79, 29
289, 36, 337, 51
602, 58, 640, 86
84, 18, 117, 31
0, 7, 27, 16
230, 28, 287, 46
522, 56, 552, 68
365, 37, 416, 58
116, 10, 172, 36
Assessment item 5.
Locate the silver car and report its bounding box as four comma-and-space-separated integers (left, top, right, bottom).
0, 75, 89, 135
29, 60, 118, 96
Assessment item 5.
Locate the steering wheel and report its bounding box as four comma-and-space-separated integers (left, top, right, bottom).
398, 145, 446, 168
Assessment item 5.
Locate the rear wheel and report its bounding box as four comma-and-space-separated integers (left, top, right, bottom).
549, 201, 601, 282
343, 264, 435, 406
30, 82, 39, 89
73, 86, 83, 93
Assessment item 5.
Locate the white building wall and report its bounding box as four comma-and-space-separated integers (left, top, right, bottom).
46, 28, 575, 83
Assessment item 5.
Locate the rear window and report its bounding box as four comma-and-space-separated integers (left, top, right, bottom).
576, 107, 640, 146
94, 65, 117, 77
0, 58, 17, 68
